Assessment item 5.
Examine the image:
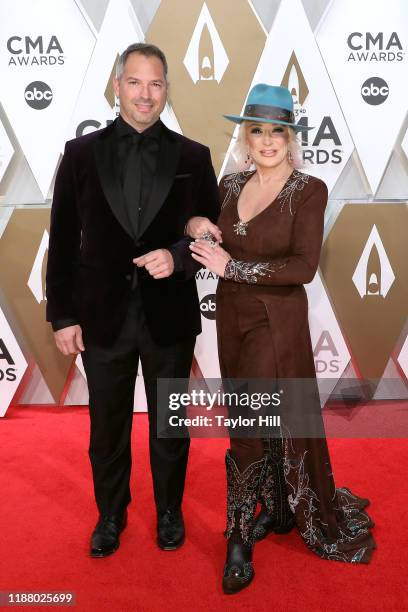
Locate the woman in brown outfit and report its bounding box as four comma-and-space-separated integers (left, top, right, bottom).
188, 84, 376, 594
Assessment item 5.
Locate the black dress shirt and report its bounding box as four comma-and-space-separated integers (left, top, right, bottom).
116, 114, 162, 235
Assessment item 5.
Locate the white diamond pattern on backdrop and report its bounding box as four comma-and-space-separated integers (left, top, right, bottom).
0, 305, 28, 417
0, 118, 14, 183
27, 229, 49, 304
0, 0, 96, 198
397, 333, 408, 380
316, 0, 408, 194
306, 271, 351, 401
402, 127, 408, 163
219, 0, 354, 194
74, 0, 99, 38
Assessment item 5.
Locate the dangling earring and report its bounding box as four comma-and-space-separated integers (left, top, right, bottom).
287, 150, 293, 164
245, 150, 252, 165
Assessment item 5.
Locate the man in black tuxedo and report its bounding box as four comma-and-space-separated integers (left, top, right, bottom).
46, 43, 219, 557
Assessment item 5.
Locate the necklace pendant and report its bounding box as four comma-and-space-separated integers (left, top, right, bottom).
233, 220, 248, 236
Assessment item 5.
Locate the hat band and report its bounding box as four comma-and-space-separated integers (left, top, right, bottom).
244, 104, 295, 124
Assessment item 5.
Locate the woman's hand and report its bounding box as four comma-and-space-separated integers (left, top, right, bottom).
189, 239, 231, 278
185, 216, 222, 242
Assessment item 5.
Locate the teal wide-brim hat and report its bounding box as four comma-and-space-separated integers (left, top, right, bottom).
224, 83, 312, 131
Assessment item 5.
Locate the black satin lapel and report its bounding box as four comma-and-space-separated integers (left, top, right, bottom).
93, 133, 134, 239
137, 133, 182, 238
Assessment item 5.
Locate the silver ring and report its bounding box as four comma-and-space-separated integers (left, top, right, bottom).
201, 231, 217, 247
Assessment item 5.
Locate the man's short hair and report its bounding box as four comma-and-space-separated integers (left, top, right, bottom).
116, 42, 168, 81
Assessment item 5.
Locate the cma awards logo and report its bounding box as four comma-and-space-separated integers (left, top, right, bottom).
347, 32, 404, 62
183, 2, 229, 84
0, 338, 17, 382
6, 35, 64, 66
27, 229, 49, 304
352, 225, 395, 299
281, 52, 342, 165
313, 331, 340, 374
200, 293, 216, 320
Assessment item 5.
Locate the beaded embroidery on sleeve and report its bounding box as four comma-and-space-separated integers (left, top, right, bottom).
223, 170, 310, 284
224, 259, 288, 283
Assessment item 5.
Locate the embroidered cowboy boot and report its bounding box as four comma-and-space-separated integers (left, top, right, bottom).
222, 450, 266, 595
252, 437, 295, 542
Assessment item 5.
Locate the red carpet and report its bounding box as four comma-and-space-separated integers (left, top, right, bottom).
1, 404, 407, 611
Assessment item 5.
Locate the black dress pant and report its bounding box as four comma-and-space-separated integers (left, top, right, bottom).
81, 289, 195, 516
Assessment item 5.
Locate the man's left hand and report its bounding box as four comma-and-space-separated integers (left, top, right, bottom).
133, 249, 174, 279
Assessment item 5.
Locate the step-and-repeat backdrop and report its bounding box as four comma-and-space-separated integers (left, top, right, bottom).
0, 0, 407, 416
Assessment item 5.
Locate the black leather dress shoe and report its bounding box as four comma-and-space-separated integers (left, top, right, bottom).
157, 509, 185, 551
90, 510, 128, 558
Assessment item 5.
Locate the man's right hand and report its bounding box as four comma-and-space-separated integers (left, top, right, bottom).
185, 216, 222, 242
54, 325, 85, 356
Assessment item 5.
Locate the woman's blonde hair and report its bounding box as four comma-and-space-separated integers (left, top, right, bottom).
229, 122, 303, 171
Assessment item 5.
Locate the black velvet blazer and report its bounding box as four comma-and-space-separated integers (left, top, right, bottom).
46, 119, 219, 346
